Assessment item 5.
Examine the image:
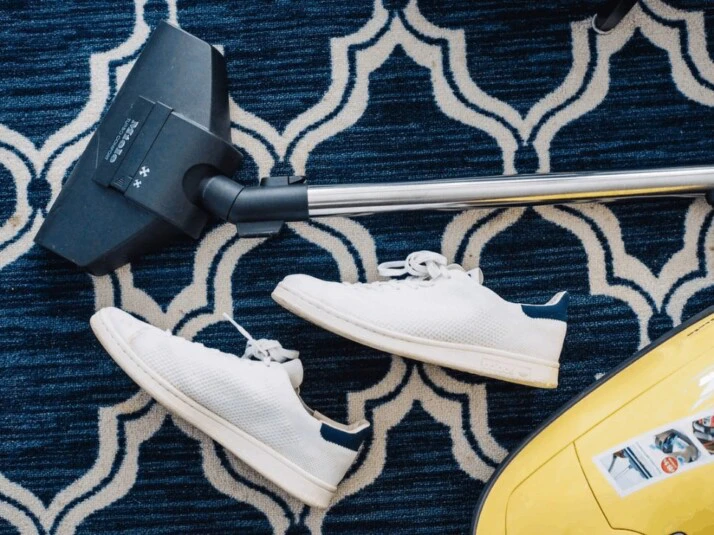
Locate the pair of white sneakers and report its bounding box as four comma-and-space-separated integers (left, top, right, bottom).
90, 251, 567, 507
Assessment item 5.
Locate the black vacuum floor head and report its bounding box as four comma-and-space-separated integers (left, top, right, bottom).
35, 22, 242, 275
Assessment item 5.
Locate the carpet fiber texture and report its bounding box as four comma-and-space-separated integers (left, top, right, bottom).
1, 0, 714, 533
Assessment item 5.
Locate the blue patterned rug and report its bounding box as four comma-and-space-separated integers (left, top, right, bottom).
2, 0, 714, 533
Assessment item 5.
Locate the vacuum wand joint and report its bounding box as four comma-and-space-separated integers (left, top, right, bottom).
200, 175, 309, 237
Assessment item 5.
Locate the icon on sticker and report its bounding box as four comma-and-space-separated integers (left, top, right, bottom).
660, 456, 679, 474
692, 414, 714, 454
654, 430, 700, 463
602, 447, 652, 492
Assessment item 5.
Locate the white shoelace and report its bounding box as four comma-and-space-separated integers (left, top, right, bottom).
378, 251, 457, 280
223, 313, 299, 366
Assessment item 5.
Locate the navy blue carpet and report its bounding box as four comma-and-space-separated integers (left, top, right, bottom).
1, 0, 713, 533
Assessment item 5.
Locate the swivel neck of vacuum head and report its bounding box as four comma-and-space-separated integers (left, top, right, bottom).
199, 175, 309, 238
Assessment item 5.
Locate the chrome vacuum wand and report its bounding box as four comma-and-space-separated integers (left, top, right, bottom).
306, 166, 714, 217
200, 165, 714, 239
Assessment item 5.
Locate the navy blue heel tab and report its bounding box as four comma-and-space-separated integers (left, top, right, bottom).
320, 422, 370, 452
521, 291, 569, 322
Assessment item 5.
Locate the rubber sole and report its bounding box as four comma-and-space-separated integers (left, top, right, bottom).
272, 283, 559, 389
90, 309, 336, 508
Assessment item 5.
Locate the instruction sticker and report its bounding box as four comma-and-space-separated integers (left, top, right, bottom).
594, 408, 714, 497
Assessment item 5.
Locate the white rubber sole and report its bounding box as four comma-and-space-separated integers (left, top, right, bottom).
272, 283, 559, 389
90, 309, 336, 508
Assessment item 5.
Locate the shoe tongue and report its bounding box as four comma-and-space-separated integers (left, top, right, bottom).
467, 267, 484, 284
282, 359, 304, 389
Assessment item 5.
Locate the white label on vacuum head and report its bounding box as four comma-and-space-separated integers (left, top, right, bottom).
594, 408, 714, 497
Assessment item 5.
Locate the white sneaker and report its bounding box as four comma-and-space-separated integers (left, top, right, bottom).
272, 251, 568, 388
90, 307, 369, 508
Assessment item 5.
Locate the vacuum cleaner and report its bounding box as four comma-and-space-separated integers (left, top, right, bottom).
471, 305, 714, 535
35, 22, 714, 275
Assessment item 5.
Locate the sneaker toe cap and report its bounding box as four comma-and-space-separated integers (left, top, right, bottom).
91, 307, 150, 343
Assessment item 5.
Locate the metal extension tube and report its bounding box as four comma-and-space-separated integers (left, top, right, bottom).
306, 166, 714, 217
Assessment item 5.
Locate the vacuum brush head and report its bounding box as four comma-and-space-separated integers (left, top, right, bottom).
35, 22, 242, 275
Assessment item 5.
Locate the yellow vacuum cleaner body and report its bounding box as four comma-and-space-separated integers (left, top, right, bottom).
472, 306, 714, 535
